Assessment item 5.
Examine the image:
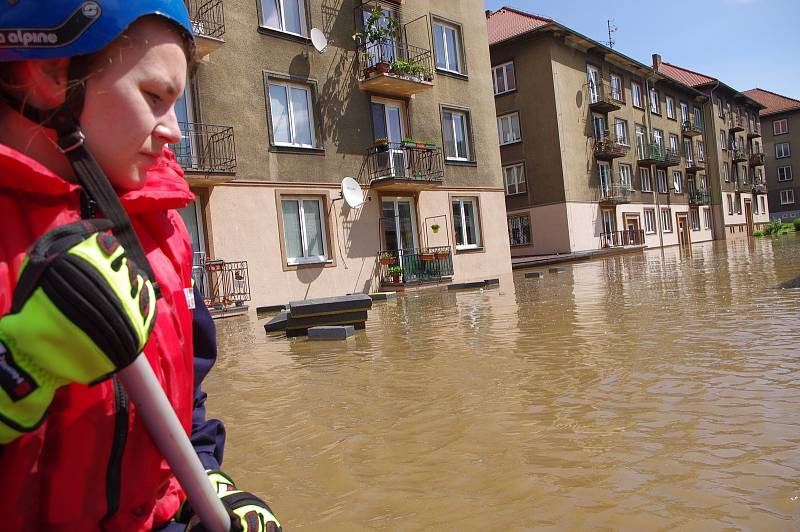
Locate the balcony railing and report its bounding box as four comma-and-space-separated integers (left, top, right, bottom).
638, 143, 681, 167
172, 122, 236, 175
732, 148, 747, 163
186, 0, 226, 57
681, 119, 703, 137
197, 258, 251, 310
359, 141, 444, 190
594, 134, 629, 160
378, 247, 454, 285
728, 114, 745, 132
752, 182, 768, 194
685, 157, 705, 172
358, 39, 434, 97
587, 80, 623, 113
689, 190, 712, 205
748, 152, 765, 166
747, 122, 761, 138
600, 229, 645, 248
598, 183, 633, 204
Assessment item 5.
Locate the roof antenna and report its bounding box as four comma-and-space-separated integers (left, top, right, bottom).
606, 19, 617, 49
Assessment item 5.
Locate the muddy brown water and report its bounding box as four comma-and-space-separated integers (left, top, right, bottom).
206, 235, 800, 530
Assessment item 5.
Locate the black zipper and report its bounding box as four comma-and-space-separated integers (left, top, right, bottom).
100, 376, 129, 525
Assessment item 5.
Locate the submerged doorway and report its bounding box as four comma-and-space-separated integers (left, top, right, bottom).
676, 213, 691, 247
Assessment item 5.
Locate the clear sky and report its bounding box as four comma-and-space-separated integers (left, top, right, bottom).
484, 0, 800, 99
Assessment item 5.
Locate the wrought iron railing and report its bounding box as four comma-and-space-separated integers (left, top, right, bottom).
600, 229, 645, 248
378, 247, 454, 284
594, 134, 629, 159
598, 183, 633, 204
358, 38, 434, 83
637, 142, 680, 166
681, 119, 703, 136
186, 0, 226, 40
689, 190, 712, 205
587, 79, 624, 109
748, 152, 765, 166
752, 182, 767, 194
732, 148, 747, 162
728, 113, 744, 131
360, 142, 444, 186
199, 259, 250, 309
172, 122, 236, 173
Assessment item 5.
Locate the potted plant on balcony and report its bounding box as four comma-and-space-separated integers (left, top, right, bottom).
386, 265, 403, 283
378, 251, 396, 265
424, 140, 437, 150
434, 247, 450, 260
402, 136, 417, 148
373, 137, 390, 152
353, 8, 399, 77
419, 249, 435, 261
431, 223, 440, 234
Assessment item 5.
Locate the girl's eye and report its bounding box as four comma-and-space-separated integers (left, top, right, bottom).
145, 91, 162, 105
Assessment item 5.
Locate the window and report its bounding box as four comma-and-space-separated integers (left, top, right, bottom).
753, 197, 759, 215
260, 0, 307, 36
778, 166, 793, 181
781, 189, 795, 205
452, 197, 481, 249
773, 119, 788, 135
598, 162, 611, 196
640, 167, 652, 192
635, 124, 646, 158
442, 108, 471, 161
736, 193, 742, 214
776, 142, 791, 158
697, 141, 705, 162
661, 208, 673, 232
508, 214, 531, 246
720, 130, 728, 150
653, 129, 664, 148
760, 196, 766, 214
503, 163, 526, 195
649, 87, 660, 114
657, 169, 667, 193
614, 119, 629, 145
619, 164, 632, 190
592, 113, 607, 140
670, 134, 680, 154
433, 20, 463, 74
683, 138, 692, 162
723, 162, 730, 182
492, 61, 515, 95
631, 81, 643, 108
727, 193, 734, 215
666, 96, 675, 119
703, 208, 712, 230
497, 112, 521, 145
690, 209, 700, 231
717, 97, 724, 118
700, 173, 708, 191
280, 197, 327, 265
268, 81, 316, 148
693, 107, 703, 130
610, 73, 624, 101
673, 170, 682, 193
644, 209, 656, 233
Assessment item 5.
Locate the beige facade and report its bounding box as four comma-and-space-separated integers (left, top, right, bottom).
489, 14, 717, 256
180, 0, 511, 309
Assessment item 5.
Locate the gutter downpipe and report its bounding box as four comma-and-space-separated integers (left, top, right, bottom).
706, 80, 723, 241
644, 72, 664, 250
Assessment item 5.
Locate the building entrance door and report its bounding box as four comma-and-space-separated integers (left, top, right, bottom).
372, 100, 407, 177
676, 213, 691, 247
624, 214, 641, 245
744, 200, 754, 235
382, 197, 420, 280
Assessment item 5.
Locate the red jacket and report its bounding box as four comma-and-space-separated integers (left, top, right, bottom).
0, 144, 196, 530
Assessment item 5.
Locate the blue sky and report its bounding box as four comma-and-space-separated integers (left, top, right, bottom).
485, 0, 800, 99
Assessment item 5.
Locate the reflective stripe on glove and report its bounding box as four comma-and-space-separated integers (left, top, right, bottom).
0, 220, 157, 443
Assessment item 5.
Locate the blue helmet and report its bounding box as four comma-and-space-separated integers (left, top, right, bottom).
0, 0, 193, 62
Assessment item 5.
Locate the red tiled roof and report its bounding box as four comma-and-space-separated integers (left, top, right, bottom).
743, 88, 800, 116
486, 6, 553, 46
655, 61, 716, 88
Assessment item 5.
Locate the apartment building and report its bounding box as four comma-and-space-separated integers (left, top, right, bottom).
487, 8, 715, 256
655, 58, 770, 238
743, 88, 800, 221
177, 0, 511, 309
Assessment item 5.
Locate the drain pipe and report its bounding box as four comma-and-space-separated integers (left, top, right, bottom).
706, 80, 723, 240
645, 66, 663, 250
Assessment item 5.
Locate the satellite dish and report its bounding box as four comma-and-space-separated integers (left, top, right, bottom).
310, 28, 328, 53
341, 177, 365, 208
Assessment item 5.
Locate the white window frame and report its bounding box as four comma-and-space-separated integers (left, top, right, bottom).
492, 61, 516, 95
442, 108, 471, 161
631, 81, 643, 108
673, 170, 682, 193
773, 119, 788, 135
649, 87, 661, 114
507, 214, 531, 246
666, 96, 675, 119
720, 130, 727, 150
503, 163, 526, 195
640, 167, 652, 192
433, 20, 463, 74
760, 196, 766, 214
776, 142, 791, 159
717, 97, 724, 118
680, 101, 689, 123
780, 189, 795, 205
259, 0, 307, 36
268, 80, 316, 148
727, 193, 734, 215
778, 166, 793, 182
614, 118, 629, 145
497, 112, 522, 145
661, 208, 673, 232
644, 209, 656, 234
690, 209, 700, 231
656, 169, 668, 193
753, 197, 759, 215
452, 197, 481, 249
723, 162, 730, 182
610, 73, 624, 102
703, 207, 712, 230
619, 163, 632, 190
280, 196, 328, 265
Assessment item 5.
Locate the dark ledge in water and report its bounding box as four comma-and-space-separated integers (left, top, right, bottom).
778, 276, 800, 289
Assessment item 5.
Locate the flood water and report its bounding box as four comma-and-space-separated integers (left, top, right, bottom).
207, 235, 800, 530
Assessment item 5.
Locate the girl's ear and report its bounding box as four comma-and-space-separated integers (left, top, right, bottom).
15, 58, 70, 110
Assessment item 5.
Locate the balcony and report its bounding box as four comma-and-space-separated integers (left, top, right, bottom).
728, 115, 745, 133
752, 182, 768, 194
172, 122, 236, 184
747, 123, 761, 139
593, 135, 629, 160
685, 158, 705, 173
689, 190, 712, 205
378, 247, 454, 287
600, 229, 645, 248
358, 39, 434, 98
598, 183, 633, 205
681, 119, 703, 137
587, 80, 623, 113
637, 143, 680, 167
186, 0, 226, 58
732, 149, 747, 163
359, 141, 443, 191
195, 257, 250, 317
748, 152, 765, 166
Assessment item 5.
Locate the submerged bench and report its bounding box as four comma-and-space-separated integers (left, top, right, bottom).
263, 293, 372, 337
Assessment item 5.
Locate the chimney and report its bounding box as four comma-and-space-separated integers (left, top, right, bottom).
485, 9, 492, 18
652, 53, 662, 71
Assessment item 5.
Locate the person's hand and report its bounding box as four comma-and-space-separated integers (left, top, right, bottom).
0, 220, 156, 443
